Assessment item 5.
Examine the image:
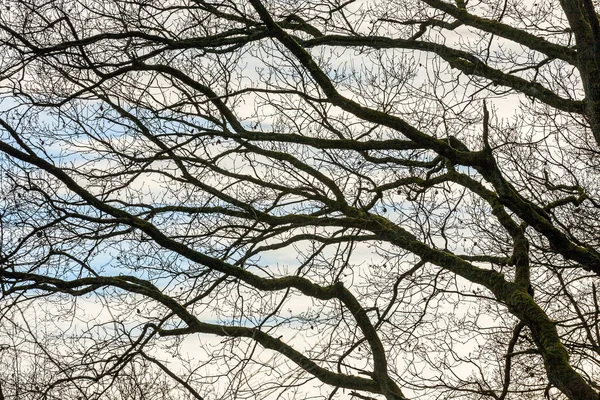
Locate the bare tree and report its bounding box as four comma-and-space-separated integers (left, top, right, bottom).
1, 0, 600, 399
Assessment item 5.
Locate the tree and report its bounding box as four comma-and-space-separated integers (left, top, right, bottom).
1, 0, 600, 398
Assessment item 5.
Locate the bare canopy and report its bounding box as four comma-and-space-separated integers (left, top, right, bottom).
1, 0, 600, 399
